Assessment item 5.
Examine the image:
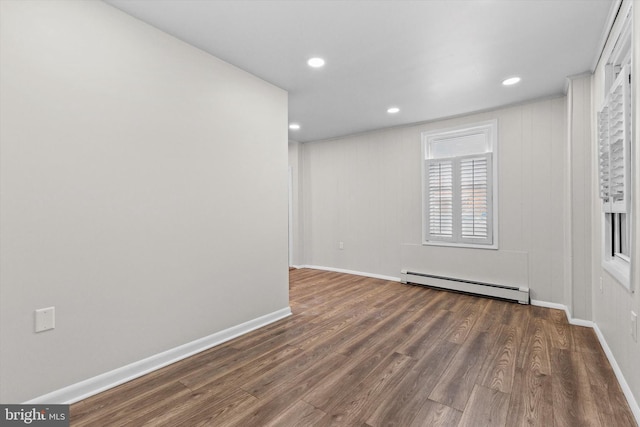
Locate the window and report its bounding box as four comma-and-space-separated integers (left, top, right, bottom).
422, 120, 498, 248
598, 4, 632, 289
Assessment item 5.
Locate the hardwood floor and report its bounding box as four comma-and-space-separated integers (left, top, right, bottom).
70, 269, 637, 426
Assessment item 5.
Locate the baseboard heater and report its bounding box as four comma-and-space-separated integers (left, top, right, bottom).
400, 270, 530, 304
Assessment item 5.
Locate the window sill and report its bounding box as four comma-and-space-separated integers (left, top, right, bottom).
422, 240, 498, 250
602, 257, 631, 291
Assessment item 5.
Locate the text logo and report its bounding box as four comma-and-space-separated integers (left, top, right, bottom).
0, 405, 68, 426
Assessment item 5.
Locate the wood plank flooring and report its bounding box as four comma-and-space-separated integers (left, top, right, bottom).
70, 269, 637, 426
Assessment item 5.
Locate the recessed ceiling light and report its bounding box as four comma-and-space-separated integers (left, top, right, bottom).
387, 107, 400, 114
289, 123, 301, 130
307, 57, 325, 68
502, 77, 521, 86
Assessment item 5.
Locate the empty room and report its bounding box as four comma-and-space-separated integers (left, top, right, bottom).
1, 0, 639, 426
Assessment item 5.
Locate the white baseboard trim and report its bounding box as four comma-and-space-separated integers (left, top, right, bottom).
25, 307, 292, 405
530, 299, 593, 327
530, 299, 566, 311
593, 323, 640, 424
566, 317, 595, 327
300, 265, 400, 282
532, 299, 639, 424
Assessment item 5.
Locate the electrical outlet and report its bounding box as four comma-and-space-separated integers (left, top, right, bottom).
35, 307, 55, 333
339, 241, 344, 250
632, 311, 637, 342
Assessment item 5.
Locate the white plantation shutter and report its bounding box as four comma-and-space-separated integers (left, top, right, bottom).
460, 154, 492, 244
598, 66, 630, 213
598, 106, 610, 200
609, 69, 630, 209
426, 159, 454, 241
425, 154, 493, 245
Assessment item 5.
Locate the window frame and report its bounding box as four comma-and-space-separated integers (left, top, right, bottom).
421, 120, 498, 249
599, 2, 633, 291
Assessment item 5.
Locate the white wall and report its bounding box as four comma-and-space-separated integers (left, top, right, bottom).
567, 74, 593, 320
589, 0, 640, 413
288, 141, 304, 266
0, 0, 289, 403
301, 97, 567, 303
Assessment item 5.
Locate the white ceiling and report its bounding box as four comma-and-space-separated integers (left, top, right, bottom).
105, 0, 615, 142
